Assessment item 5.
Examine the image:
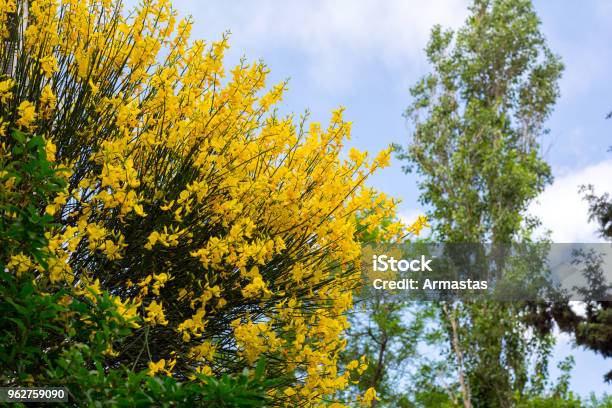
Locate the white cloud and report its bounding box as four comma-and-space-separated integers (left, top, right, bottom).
172, 0, 468, 90
529, 160, 612, 242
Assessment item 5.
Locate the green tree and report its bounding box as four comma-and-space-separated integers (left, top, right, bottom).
527, 121, 612, 385
343, 287, 425, 407
401, 0, 562, 244
398, 0, 564, 406
545, 185, 612, 385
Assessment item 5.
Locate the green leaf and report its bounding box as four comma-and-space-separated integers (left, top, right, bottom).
11, 129, 26, 144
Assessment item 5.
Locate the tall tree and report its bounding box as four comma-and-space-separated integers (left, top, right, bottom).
398, 0, 563, 406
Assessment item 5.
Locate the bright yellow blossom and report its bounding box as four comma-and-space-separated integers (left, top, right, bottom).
362, 387, 378, 404
16, 101, 36, 130
0, 79, 13, 103
0, 0, 410, 404
144, 300, 168, 326
147, 359, 175, 376
7, 253, 33, 277
39, 55, 58, 77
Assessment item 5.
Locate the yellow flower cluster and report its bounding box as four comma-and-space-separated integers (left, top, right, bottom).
145, 300, 168, 326
0, 0, 419, 405
148, 358, 176, 377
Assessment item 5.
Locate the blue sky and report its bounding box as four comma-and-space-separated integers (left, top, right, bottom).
168, 0, 611, 396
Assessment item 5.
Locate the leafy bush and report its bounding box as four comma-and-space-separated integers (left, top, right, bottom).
0, 129, 274, 406
0, 0, 401, 405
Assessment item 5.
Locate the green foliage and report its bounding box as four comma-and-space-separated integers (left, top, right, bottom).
581, 185, 612, 241
549, 249, 612, 383
0, 130, 66, 266
395, 0, 569, 406
399, 0, 563, 244
342, 290, 425, 406
46, 347, 273, 407
340, 216, 430, 406
0, 270, 273, 407
532, 115, 612, 386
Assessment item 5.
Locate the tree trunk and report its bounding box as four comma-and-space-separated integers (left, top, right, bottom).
443, 302, 472, 408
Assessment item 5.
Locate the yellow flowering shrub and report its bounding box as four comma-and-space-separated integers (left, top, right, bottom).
0, 0, 409, 405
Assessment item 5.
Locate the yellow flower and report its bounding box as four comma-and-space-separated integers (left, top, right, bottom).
16, 101, 37, 130
188, 366, 211, 381
145, 300, 168, 326
45, 138, 57, 162
82, 278, 103, 302
7, 253, 33, 277
112, 296, 140, 328
362, 387, 378, 404
408, 215, 430, 236
189, 341, 216, 361
349, 147, 367, 164
86, 224, 106, 247
152, 273, 173, 295
373, 146, 392, 169
346, 360, 359, 370
102, 239, 124, 260
103, 346, 119, 357
39, 85, 57, 119
0, 79, 14, 104
241, 276, 271, 299
88, 79, 100, 95
39, 55, 58, 77
148, 358, 176, 377
195, 365, 213, 376
133, 203, 147, 217
148, 359, 166, 376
